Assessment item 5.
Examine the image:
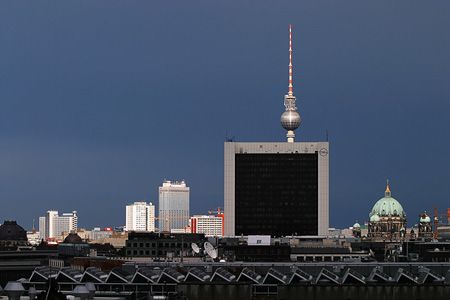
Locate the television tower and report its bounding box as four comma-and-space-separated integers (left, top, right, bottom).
280, 24, 301, 142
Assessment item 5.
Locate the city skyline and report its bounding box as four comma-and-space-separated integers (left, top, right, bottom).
1, 1, 449, 230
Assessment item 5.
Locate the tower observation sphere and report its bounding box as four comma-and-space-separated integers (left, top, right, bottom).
281, 110, 301, 131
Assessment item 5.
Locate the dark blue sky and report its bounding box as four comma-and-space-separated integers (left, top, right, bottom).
1, 1, 449, 231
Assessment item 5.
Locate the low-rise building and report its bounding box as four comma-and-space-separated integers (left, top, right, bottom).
125, 232, 206, 259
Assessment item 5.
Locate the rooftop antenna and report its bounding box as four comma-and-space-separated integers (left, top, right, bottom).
280, 25, 301, 142
204, 242, 218, 260
288, 24, 293, 96
326, 129, 329, 142
191, 243, 200, 254
225, 130, 235, 142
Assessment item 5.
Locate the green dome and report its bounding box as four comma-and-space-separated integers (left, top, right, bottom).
369, 183, 406, 219
353, 221, 361, 228
420, 215, 431, 223
370, 213, 380, 222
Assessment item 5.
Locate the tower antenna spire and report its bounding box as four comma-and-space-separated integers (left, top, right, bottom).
289, 24, 293, 96
280, 25, 301, 142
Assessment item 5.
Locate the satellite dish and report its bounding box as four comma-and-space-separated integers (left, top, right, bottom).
208, 249, 218, 259
204, 242, 217, 259
204, 242, 214, 253
191, 243, 200, 254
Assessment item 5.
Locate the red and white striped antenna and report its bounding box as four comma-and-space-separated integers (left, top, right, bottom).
281, 24, 301, 142
288, 24, 293, 96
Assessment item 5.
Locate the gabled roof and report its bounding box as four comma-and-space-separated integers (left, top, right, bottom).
314, 268, 340, 284
211, 267, 236, 282
81, 267, 107, 283
132, 267, 159, 283
56, 267, 82, 283
29, 267, 57, 282
393, 268, 418, 284
237, 267, 261, 284
158, 268, 185, 283
341, 268, 366, 285
418, 267, 444, 284
106, 268, 132, 283
288, 268, 312, 284
262, 268, 287, 284
184, 267, 210, 282
367, 267, 393, 283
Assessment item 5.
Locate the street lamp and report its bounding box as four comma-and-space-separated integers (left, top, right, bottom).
4, 281, 25, 300
73, 285, 90, 300
85, 282, 96, 300
28, 287, 37, 300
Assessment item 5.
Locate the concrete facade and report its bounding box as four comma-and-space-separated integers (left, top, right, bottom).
224, 141, 329, 236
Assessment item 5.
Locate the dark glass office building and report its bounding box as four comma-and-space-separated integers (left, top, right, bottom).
235, 153, 318, 237
225, 142, 329, 237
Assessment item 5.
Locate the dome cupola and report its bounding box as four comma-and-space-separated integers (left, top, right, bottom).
370, 213, 380, 222
420, 212, 431, 223
369, 180, 406, 219
0, 220, 28, 246
63, 232, 83, 244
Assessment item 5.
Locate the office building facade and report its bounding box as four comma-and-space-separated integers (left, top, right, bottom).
191, 215, 224, 236
158, 180, 190, 232
224, 142, 329, 237
125, 202, 155, 232
39, 210, 78, 239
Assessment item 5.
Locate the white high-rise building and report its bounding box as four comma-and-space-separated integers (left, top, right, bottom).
125, 202, 155, 232
158, 180, 190, 232
39, 210, 78, 239
191, 215, 224, 236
